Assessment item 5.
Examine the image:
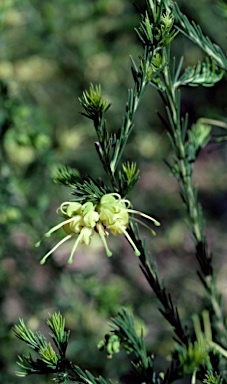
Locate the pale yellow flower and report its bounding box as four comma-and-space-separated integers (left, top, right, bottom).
97, 193, 160, 256
36, 201, 99, 264
36, 193, 160, 264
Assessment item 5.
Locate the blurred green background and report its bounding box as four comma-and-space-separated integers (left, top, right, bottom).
0, 0, 227, 383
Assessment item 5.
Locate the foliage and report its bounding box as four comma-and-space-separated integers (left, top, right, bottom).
1, 0, 227, 383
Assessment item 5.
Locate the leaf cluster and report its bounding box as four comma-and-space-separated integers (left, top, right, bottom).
172, 2, 227, 70
54, 166, 110, 203
14, 313, 112, 384
54, 161, 140, 202
174, 58, 224, 89
98, 308, 162, 384
136, 0, 177, 49
14, 313, 70, 378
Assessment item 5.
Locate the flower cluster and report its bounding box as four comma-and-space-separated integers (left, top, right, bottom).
36, 193, 160, 264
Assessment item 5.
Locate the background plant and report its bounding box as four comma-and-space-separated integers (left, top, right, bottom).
1, 0, 227, 384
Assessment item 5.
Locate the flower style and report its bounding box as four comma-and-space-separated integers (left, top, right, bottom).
36, 193, 160, 264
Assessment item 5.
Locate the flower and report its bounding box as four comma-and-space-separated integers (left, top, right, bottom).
36, 193, 160, 264
97, 193, 160, 256
36, 201, 99, 264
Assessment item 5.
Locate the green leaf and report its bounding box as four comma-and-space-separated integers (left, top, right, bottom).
47, 312, 70, 357
54, 166, 110, 203
174, 59, 224, 89
118, 161, 140, 196
39, 342, 58, 368
16, 354, 55, 377
203, 370, 224, 384
101, 308, 157, 382
79, 84, 111, 121
173, 3, 227, 70
14, 319, 48, 353
188, 122, 211, 151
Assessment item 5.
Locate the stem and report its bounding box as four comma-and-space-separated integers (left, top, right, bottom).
162, 48, 227, 347
110, 73, 148, 174
163, 49, 204, 244
127, 225, 190, 347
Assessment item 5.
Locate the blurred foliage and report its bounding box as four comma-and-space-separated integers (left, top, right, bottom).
0, 0, 227, 383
